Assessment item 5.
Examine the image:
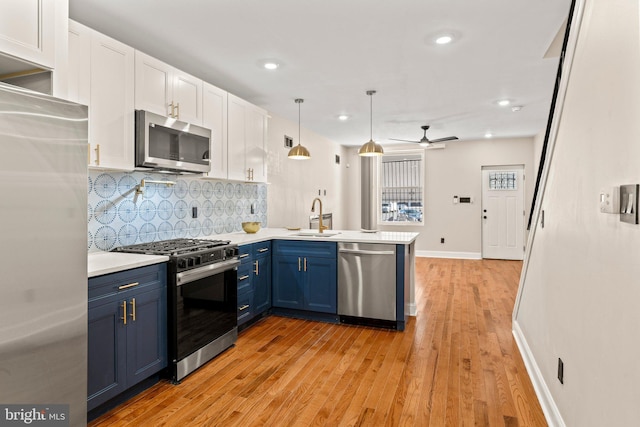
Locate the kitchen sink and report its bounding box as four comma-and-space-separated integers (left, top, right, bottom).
294, 231, 341, 237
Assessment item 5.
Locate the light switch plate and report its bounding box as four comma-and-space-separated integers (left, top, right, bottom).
599, 187, 619, 214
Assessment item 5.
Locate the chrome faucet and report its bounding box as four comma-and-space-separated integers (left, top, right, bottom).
311, 197, 328, 233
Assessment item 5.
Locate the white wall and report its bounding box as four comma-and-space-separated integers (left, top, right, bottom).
267, 113, 348, 229
344, 137, 535, 256
514, 1, 640, 425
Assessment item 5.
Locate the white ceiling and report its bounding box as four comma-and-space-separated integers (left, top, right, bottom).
69, 0, 572, 147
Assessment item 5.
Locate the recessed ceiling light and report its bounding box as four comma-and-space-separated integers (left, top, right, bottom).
435, 35, 453, 45
497, 99, 511, 107
511, 105, 523, 112
484, 132, 493, 138
263, 62, 279, 70
338, 115, 349, 121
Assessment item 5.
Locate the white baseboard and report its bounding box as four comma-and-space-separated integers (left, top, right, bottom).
416, 250, 482, 259
512, 320, 565, 427
408, 302, 417, 316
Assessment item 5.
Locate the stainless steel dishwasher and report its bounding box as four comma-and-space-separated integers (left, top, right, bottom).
338, 242, 397, 326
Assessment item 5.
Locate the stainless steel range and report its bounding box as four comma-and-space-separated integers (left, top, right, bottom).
113, 238, 239, 382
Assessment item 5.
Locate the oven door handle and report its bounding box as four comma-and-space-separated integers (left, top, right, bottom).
176, 259, 240, 286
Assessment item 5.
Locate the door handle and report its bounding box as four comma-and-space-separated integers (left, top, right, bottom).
130, 298, 136, 321
121, 300, 127, 325
303, 257, 307, 272
298, 257, 301, 271
254, 260, 259, 275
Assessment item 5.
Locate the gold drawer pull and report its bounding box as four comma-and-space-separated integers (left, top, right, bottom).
239, 304, 250, 311
257, 248, 269, 253
118, 282, 139, 290
238, 275, 250, 281
239, 254, 249, 259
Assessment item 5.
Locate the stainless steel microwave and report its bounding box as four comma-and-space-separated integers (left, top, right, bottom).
135, 110, 211, 174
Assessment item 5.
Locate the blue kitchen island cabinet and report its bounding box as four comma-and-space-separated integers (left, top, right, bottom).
87, 263, 167, 412
272, 240, 337, 317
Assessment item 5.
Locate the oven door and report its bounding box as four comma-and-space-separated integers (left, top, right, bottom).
173, 259, 239, 362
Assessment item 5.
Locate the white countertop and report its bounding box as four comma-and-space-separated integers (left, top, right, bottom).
205, 228, 419, 246
88, 252, 169, 278
87, 228, 418, 277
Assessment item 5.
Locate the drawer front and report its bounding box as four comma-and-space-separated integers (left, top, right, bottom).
238, 244, 252, 265
89, 263, 166, 301
253, 241, 271, 258
273, 240, 337, 259
237, 264, 253, 296
237, 291, 253, 325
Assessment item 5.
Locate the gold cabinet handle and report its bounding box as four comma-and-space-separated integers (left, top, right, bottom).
94, 144, 100, 166
254, 260, 259, 275
257, 248, 269, 253
175, 102, 180, 119
118, 282, 139, 290
239, 253, 249, 259
239, 304, 250, 311
298, 257, 301, 271
121, 300, 127, 325
304, 257, 307, 272
130, 298, 136, 321
238, 275, 249, 281
169, 101, 175, 118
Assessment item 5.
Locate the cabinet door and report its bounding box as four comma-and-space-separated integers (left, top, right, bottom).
87, 297, 127, 411
125, 286, 167, 387
304, 257, 337, 313
0, 0, 54, 68
67, 20, 90, 105
253, 256, 271, 314
202, 82, 228, 179
172, 70, 202, 124
245, 105, 267, 183
227, 94, 247, 181
134, 51, 172, 117
272, 255, 303, 309
89, 31, 134, 170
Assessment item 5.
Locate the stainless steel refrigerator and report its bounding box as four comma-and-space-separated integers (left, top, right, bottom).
0, 82, 88, 426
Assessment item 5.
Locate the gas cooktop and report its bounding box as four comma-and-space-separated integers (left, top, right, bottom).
112, 238, 232, 256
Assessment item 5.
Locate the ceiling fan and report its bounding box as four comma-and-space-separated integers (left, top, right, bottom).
389, 125, 458, 148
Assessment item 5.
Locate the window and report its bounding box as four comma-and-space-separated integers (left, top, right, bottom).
379, 150, 424, 224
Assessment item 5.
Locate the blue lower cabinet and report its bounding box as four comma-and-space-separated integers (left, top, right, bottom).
253, 255, 271, 314
87, 264, 167, 412
272, 241, 337, 314
238, 243, 272, 328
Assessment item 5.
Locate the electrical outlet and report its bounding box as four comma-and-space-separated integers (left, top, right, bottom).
440, 237, 445, 244
557, 358, 564, 384
192, 207, 198, 219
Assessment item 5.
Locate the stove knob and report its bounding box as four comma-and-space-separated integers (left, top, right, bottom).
187, 257, 194, 267
195, 256, 202, 266
177, 259, 187, 269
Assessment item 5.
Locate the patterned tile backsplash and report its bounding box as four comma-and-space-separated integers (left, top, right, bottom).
88, 170, 267, 252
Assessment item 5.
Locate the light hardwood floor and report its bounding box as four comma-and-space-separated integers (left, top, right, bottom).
89, 258, 546, 426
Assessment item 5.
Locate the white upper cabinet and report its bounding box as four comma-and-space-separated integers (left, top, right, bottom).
68, 20, 135, 170
227, 94, 268, 182
134, 51, 202, 124
67, 20, 90, 105
0, 0, 54, 68
202, 82, 228, 180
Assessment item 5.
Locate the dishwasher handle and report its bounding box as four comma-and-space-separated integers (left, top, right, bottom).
338, 248, 395, 256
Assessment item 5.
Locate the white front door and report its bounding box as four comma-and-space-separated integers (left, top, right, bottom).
481, 166, 525, 260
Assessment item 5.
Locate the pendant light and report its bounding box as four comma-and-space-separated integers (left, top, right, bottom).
288, 98, 311, 160
358, 90, 384, 157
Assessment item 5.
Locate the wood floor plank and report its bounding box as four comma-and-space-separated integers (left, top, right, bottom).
89, 258, 547, 427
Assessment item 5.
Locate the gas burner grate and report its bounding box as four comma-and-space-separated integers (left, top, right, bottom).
113, 238, 231, 256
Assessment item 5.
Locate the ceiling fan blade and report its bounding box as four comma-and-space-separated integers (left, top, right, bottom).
389, 138, 420, 143
425, 143, 446, 150
429, 136, 458, 143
